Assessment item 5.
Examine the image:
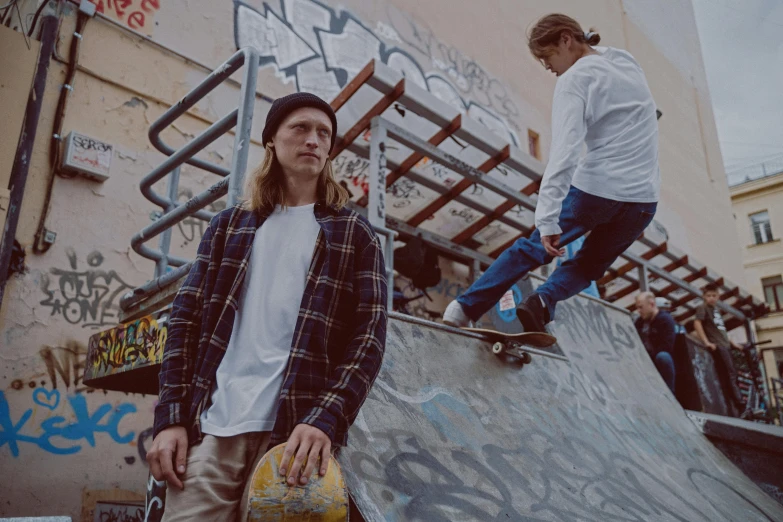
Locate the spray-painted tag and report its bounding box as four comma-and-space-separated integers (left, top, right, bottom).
498, 289, 516, 312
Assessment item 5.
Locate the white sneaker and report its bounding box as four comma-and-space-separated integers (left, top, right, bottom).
443, 300, 471, 327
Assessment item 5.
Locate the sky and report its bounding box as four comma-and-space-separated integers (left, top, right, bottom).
691, 0, 783, 184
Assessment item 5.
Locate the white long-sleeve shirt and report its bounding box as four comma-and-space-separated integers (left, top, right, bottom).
535, 47, 660, 236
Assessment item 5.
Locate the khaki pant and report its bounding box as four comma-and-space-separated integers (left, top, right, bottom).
161, 432, 272, 522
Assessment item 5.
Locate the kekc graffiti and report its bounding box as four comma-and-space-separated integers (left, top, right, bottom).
0, 388, 136, 457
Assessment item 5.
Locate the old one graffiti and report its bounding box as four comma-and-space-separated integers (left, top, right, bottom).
233, 0, 520, 146
39, 249, 133, 329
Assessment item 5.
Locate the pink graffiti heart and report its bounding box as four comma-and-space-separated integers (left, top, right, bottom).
33, 388, 60, 411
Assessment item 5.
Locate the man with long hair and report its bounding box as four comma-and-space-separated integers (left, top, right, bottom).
146, 93, 388, 521
444, 13, 659, 333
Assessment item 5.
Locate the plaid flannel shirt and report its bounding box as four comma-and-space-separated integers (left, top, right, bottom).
154, 201, 387, 447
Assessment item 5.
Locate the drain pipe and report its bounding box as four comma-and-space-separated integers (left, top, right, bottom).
0, 6, 60, 310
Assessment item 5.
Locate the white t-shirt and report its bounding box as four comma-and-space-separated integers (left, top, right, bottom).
535, 47, 660, 236
200, 203, 321, 436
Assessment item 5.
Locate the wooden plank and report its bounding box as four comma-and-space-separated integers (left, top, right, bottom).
330, 61, 374, 112
384, 114, 462, 188
407, 145, 510, 227
452, 179, 539, 244
330, 78, 405, 159
598, 243, 667, 286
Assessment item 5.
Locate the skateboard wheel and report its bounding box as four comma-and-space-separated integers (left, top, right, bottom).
492, 342, 505, 355
521, 352, 532, 364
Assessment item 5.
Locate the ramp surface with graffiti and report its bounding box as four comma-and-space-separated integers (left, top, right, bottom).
339, 291, 783, 521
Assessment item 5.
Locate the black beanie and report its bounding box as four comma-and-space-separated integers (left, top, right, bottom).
261, 92, 338, 152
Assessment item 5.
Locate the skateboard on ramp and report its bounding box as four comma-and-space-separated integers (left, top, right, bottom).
462, 327, 557, 364
246, 443, 349, 521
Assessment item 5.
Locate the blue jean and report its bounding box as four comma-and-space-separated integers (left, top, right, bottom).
457, 186, 657, 321
654, 351, 676, 393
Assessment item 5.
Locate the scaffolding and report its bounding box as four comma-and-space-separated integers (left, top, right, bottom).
119, 54, 768, 336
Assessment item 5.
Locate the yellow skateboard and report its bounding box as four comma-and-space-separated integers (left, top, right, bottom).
246, 443, 349, 522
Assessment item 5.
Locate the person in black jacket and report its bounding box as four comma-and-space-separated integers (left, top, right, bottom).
634, 292, 676, 392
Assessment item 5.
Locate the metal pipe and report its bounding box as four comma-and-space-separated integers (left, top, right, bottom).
226, 47, 259, 205
132, 178, 229, 262
373, 226, 397, 311
620, 251, 746, 319
381, 119, 538, 212
638, 264, 649, 292
33, 6, 87, 255
344, 141, 532, 235
140, 110, 237, 209
155, 166, 181, 277
368, 117, 388, 229
147, 48, 257, 176
140, 47, 260, 213
746, 318, 773, 413
120, 262, 192, 310
348, 202, 495, 266
0, 11, 59, 309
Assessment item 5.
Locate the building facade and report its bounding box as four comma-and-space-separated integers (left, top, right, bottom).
0, 0, 751, 518
730, 170, 783, 409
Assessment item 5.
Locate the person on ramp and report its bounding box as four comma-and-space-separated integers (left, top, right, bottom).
146, 93, 388, 521
444, 13, 660, 331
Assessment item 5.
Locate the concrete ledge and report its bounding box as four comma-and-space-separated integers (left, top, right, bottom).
687, 411, 783, 452
688, 410, 783, 506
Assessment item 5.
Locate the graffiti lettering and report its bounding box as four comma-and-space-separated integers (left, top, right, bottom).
39, 341, 88, 392
95, 503, 144, 522
475, 223, 508, 245
95, 0, 160, 31
73, 135, 112, 153
389, 179, 424, 209
0, 389, 136, 457
39, 249, 133, 329
175, 189, 225, 248
340, 312, 780, 520
86, 316, 166, 379
234, 0, 521, 146
145, 474, 167, 522
448, 207, 477, 224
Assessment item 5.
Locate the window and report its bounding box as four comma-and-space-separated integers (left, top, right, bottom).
750, 211, 773, 244
528, 129, 541, 160
762, 275, 783, 312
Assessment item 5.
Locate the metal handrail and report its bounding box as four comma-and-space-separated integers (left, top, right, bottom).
129, 47, 259, 275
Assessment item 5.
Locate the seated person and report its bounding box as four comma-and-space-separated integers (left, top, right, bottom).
634, 292, 676, 393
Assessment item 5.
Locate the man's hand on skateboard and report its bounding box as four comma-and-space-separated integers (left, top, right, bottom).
147, 426, 189, 490
542, 234, 565, 257
279, 423, 331, 487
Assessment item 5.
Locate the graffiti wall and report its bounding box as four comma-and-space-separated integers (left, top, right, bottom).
233, 0, 524, 145
0, 0, 740, 518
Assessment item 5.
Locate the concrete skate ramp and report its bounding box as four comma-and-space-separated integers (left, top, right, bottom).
339, 291, 783, 521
